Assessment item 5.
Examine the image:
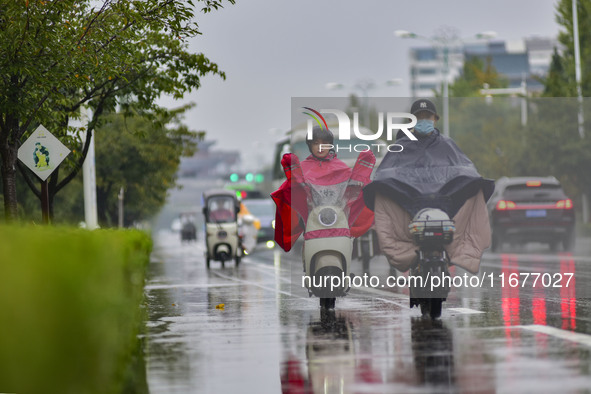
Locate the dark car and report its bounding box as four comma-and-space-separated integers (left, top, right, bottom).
242, 198, 275, 243
488, 176, 575, 252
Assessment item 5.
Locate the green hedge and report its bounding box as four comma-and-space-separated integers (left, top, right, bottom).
0, 226, 152, 394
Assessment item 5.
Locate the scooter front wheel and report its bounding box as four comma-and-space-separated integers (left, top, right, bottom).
420, 298, 443, 319
320, 297, 336, 310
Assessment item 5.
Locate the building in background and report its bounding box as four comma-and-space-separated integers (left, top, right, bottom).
408, 37, 558, 97
178, 140, 241, 178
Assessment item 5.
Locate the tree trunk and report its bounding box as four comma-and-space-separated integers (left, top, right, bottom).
48, 168, 59, 221
1, 141, 19, 221
96, 183, 111, 227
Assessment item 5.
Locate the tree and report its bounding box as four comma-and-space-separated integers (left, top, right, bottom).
448, 97, 525, 180
444, 57, 517, 178
93, 107, 199, 226
543, 47, 574, 97
539, 0, 591, 210
552, 0, 591, 96
449, 56, 508, 97
0, 0, 234, 222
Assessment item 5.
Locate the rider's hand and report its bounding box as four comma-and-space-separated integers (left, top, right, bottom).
281, 153, 304, 184
350, 150, 376, 184
344, 180, 364, 202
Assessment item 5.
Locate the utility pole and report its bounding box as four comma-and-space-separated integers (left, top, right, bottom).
81, 106, 99, 229
118, 187, 124, 228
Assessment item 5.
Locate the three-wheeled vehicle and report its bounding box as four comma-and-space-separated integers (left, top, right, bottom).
202, 190, 242, 268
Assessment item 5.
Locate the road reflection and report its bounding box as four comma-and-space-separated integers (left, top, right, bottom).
281, 311, 460, 393
281, 310, 386, 393
281, 311, 356, 393
500, 252, 578, 335
410, 318, 455, 391
559, 254, 577, 330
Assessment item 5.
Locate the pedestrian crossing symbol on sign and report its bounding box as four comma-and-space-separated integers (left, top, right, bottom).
18, 124, 71, 181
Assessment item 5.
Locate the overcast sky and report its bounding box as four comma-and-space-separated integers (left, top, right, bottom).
159, 0, 562, 169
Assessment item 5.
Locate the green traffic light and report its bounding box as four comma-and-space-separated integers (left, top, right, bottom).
230, 173, 239, 182
245, 173, 254, 182
255, 174, 264, 183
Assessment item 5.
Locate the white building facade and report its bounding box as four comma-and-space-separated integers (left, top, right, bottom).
408, 37, 559, 98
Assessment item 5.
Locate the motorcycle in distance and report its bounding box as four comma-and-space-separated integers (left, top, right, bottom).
202, 189, 243, 268
408, 207, 455, 319
297, 153, 376, 310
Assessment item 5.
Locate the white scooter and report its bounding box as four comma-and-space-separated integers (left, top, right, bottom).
202, 189, 242, 268
300, 154, 375, 309
303, 188, 354, 309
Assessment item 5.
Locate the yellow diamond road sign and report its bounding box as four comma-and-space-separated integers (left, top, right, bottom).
18, 124, 71, 181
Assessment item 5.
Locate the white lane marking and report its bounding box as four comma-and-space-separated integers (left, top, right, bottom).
245, 261, 294, 284
448, 307, 485, 314
482, 252, 591, 264
519, 325, 591, 347
374, 297, 410, 309
145, 283, 240, 290
374, 300, 486, 315
350, 283, 409, 300
211, 270, 308, 299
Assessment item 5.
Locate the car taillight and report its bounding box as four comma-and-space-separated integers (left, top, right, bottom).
496, 200, 516, 210
526, 180, 542, 187
556, 199, 573, 209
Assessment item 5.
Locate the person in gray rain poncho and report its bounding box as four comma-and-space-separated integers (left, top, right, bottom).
363, 99, 495, 274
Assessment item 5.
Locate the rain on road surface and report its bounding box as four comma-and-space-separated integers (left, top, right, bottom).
144, 228, 591, 393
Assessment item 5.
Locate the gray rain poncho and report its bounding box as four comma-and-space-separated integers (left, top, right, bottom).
363, 130, 494, 273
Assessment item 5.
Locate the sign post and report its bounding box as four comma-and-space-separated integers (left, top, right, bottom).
41, 180, 50, 224
17, 124, 71, 224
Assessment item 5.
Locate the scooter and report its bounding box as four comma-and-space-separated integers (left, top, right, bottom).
303, 189, 353, 309
202, 189, 242, 268
301, 154, 375, 310
408, 208, 455, 319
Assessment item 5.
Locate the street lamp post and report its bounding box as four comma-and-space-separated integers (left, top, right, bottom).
573, 0, 584, 139
354, 79, 376, 126
325, 78, 403, 126
572, 0, 589, 223
480, 77, 528, 127
394, 28, 497, 138
442, 45, 450, 138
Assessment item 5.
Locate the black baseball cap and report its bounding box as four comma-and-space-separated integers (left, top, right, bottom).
410, 99, 440, 120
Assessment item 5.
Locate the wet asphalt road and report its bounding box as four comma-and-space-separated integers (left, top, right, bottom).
144, 228, 591, 394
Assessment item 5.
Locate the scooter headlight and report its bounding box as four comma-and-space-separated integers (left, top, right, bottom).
318, 207, 337, 227
217, 230, 228, 239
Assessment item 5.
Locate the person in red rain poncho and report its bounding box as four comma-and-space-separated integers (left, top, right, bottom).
271, 126, 375, 252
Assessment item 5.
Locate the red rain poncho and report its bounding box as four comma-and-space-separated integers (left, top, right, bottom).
271, 151, 375, 252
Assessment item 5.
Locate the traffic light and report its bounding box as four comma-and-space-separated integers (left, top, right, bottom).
245, 173, 254, 182
230, 173, 239, 182
255, 174, 264, 183
235, 190, 247, 199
